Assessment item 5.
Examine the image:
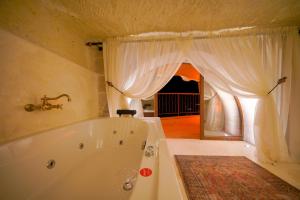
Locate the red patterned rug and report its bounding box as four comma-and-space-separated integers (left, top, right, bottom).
175, 155, 300, 200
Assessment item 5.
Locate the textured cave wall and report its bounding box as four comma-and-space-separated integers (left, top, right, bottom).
0, 0, 98, 70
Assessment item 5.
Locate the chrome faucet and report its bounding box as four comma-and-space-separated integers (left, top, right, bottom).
24, 94, 71, 112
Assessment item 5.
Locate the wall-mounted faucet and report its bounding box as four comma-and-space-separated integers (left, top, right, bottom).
24, 94, 71, 112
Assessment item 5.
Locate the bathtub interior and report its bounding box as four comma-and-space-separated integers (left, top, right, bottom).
0, 117, 153, 200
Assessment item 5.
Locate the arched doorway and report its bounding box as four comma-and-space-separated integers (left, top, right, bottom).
154, 63, 204, 139
142, 63, 244, 140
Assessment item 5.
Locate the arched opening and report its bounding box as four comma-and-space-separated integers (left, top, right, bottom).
142, 63, 244, 140
157, 63, 202, 139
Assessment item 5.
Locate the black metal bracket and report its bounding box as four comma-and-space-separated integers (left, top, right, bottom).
86, 41, 103, 51
117, 109, 137, 117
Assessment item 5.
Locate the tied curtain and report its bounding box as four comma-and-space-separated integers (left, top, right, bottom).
104, 40, 184, 117
187, 31, 295, 162
104, 28, 298, 162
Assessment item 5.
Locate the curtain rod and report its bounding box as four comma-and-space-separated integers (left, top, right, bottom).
103, 26, 298, 43
85, 26, 299, 45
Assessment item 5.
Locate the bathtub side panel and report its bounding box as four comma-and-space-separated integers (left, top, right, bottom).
0, 117, 161, 200
129, 118, 164, 200
0, 121, 93, 199
158, 140, 188, 200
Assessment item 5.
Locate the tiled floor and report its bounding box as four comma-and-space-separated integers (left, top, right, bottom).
161, 115, 233, 139
161, 115, 200, 139
204, 130, 230, 137
166, 139, 300, 190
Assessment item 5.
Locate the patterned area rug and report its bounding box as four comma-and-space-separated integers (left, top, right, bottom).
175, 155, 300, 200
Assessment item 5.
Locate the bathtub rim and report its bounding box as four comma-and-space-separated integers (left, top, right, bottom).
0, 117, 156, 146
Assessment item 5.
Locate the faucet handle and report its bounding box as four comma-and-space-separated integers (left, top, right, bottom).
41, 95, 47, 101
57, 104, 63, 109
24, 104, 37, 112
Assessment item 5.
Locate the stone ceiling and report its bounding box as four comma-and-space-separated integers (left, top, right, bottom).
0, 0, 299, 66
1, 0, 300, 39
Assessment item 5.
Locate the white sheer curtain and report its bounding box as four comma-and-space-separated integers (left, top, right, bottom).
104, 27, 297, 162
204, 94, 225, 131
104, 39, 183, 117
186, 29, 297, 162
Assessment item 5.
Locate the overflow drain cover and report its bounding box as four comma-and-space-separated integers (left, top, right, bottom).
139, 168, 152, 177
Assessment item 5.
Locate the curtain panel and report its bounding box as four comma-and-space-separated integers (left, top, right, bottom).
104, 40, 184, 117
103, 28, 298, 162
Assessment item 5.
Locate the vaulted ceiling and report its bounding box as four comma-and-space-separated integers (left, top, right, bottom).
0, 0, 299, 66
1, 0, 300, 39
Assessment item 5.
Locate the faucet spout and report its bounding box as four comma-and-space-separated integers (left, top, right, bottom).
40, 94, 71, 111
42, 94, 71, 102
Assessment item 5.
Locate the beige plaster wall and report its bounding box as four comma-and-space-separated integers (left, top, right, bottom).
0, 28, 107, 144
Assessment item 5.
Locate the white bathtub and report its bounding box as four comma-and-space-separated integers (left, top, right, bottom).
0, 117, 185, 200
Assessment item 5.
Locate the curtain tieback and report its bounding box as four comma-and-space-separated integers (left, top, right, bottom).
106, 81, 125, 95
267, 77, 287, 95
